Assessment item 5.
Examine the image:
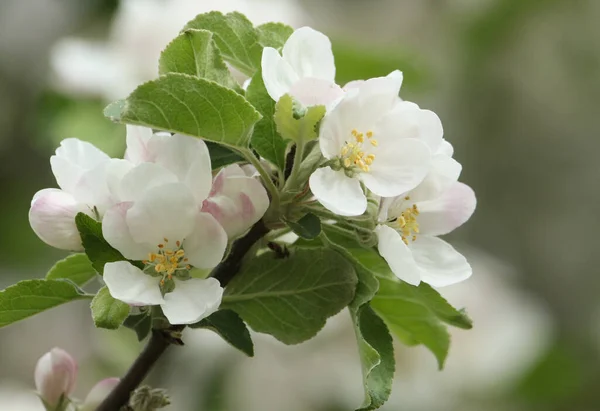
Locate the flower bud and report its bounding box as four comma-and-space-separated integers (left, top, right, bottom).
81, 378, 120, 411
34, 348, 77, 408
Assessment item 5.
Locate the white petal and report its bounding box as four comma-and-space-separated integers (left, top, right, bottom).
105, 159, 135, 204
72, 159, 127, 215
102, 202, 151, 260
261, 47, 299, 102
416, 182, 476, 236
118, 162, 178, 202
410, 236, 472, 287
407, 153, 462, 203
375, 225, 422, 285
282, 27, 335, 81
386, 69, 404, 90
288, 77, 344, 107
50, 138, 110, 193
29, 189, 90, 251
437, 139, 454, 156
361, 138, 431, 197
103, 261, 164, 306
202, 165, 270, 239
309, 167, 366, 216
127, 183, 197, 246
183, 213, 228, 269
162, 278, 223, 325
81, 378, 120, 411
124, 125, 153, 164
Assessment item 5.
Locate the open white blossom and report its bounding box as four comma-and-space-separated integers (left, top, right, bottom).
309, 73, 438, 216
29, 139, 128, 250
261, 27, 343, 107
376, 151, 476, 286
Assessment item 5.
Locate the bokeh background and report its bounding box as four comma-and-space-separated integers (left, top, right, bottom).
1, 0, 599, 410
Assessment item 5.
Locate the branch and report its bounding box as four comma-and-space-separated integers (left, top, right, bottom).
211, 219, 269, 287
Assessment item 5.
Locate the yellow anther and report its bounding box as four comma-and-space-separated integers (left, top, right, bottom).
163, 238, 169, 243
176, 250, 185, 257
405, 196, 411, 200
340, 129, 376, 172
155, 264, 165, 272
396, 204, 420, 244
165, 250, 174, 256
370, 139, 378, 147
366, 131, 373, 138
356, 133, 364, 143
158, 244, 164, 249
176, 240, 181, 247
343, 158, 352, 168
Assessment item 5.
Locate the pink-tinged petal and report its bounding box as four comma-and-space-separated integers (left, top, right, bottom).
309, 167, 367, 216
416, 182, 476, 236
127, 183, 197, 246
124, 125, 153, 164
103, 261, 164, 306
410, 236, 472, 287
375, 225, 422, 285
50, 138, 110, 193
261, 46, 300, 102
183, 213, 228, 269
362, 138, 431, 197
289, 77, 344, 107
29, 189, 90, 251
102, 202, 150, 260
162, 278, 223, 325
282, 27, 335, 81
34, 348, 78, 407
407, 153, 462, 203
118, 162, 178, 202
81, 378, 120, 411
202, 165, 270, 239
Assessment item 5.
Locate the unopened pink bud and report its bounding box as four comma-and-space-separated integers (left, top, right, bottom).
34, 348, 77, 407
81, 378, 119, 411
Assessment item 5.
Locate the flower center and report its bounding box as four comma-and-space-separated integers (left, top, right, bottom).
396, 201, 420, 245
143, 238, 190, 285
340, 129, 377, 172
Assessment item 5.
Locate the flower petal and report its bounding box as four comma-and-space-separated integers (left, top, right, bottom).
81, 378, 120, 411
103, 261, 164, 305
202, 165, 270, 239
50, 138, 110, 193
288, 77, 344, 107
282, 27, 335, 81
375, 225, 422, 285
29, 189, 90, 251
118, 162, 178, 202
416, 182, 476, 236
309, 167, 367, 216
161, 278, 223, 325
72, 158, 130, 215
410, 236, 472, 287
34, 347, 78, 407
407, 153, 462, 203
102, 202, 151, 260
361, 138, 431, 197
183, 212, 228, 269
261, 46, 299, 102
127, 182, 197, 246
124, 125, 153, 164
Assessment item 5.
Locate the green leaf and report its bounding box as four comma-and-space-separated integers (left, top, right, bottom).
119, 73, 262, 148
103, 99, 126, 122
222, 248, 357, 344
184, 11, 262, 76
205, 141, 244, 169
274, 94, 326, 142
190, 309, 254, 357
159, 29, 241, 92
256, 22, 294, 49
90, 286, 130, 330
123, 312, 152, 341
75, 213, 128, 274
284, 213, 322, 240
245, 71, 287, 170
46, 253, 97, 287
0, 279, 92, 328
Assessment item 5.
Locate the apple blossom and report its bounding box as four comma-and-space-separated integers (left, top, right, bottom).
80, 378, 120, 411
376, 153, 476, 286
309, 73, 439, 216
34, 348, 77, 409
261, 27, 343, 107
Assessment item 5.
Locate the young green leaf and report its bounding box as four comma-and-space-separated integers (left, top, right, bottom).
75, 213, 128, 274
119, 73, 261, 148
245, 71, 287, 170
190, 309, 254, 357
159, 29, 241, 92
123, 312, 152, 341
205, 141, 244, 169
184, 11, 262, 76
274, 94, 326, 142
284, 213, 322, 240
46, 253, 97, 287
222, 248, 357, 344
103, 99, 126, 122
0, 279, 92, 328
256, 22, 294, 49
90, 286, 130, 330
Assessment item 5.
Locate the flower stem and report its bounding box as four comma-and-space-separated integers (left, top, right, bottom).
282, 140, 306, 197
241, 149, 280, 211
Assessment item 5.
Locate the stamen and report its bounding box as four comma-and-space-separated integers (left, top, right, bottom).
396, 204, 420, 244
340, 129, 376, 172
176, 240, 181, 247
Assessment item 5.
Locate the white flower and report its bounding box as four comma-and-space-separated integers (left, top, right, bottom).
261, 27, 343, 107
376, 153, 476, 286
309, 74, 438, 216
34, 348, 77, 408
29, 139, 129, 250
125, 126, 269, 238
80, 378, 120, 411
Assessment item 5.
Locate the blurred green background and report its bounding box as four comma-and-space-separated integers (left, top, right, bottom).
1, 0, 599, 410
